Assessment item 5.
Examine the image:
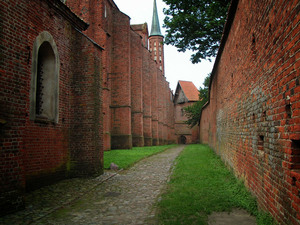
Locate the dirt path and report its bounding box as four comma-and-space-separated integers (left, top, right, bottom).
0, 145, 185, 225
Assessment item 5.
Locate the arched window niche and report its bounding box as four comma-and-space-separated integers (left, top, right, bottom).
30, 31, 59, 123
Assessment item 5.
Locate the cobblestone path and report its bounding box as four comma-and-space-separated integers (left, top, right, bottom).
0, 145, 185, 225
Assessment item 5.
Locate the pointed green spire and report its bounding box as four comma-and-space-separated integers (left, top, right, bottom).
150, 0, 163, 37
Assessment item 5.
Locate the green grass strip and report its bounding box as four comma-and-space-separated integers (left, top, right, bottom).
156, 144, 274, 225
104, 145, 177, 170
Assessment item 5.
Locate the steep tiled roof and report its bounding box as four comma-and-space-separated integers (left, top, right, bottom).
179, 81, 199, 101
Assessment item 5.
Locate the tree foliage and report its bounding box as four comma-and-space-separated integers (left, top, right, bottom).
162, 0, 230, 63
184, 74, 210, 127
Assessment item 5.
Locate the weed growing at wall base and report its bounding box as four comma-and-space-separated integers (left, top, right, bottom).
156, 144, 274, 225
104, 145, 177, 169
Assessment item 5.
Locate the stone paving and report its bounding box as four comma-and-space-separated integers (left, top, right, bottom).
0, 145, 185, 225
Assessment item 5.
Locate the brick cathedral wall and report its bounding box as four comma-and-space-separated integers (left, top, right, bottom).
83, 0, 114, 151
131, 31, 144, 147
67, 0, 107, 44
166, 90, 173, 144
169, 89, 176, 144
151, 67, 159, 146
110, 8, 132, 149
67, 0, 176, 149
157, 72, 164, 144
163, 80, 168, 144
67, 0, 118, 151
69, 35, 103, 178
24, 0, 104, 187
0, 0, 28, 214
200, 0, 299, 223
0, 0, 104, 214
1, 0, 181, 216
143, 49, 153, 146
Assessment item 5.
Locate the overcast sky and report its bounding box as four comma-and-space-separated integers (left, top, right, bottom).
113, 0, 215, 92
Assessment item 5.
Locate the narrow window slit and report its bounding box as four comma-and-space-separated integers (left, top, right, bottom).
258, 135, 264, 151
286, 104, 292, 118
291, 140, 300, 170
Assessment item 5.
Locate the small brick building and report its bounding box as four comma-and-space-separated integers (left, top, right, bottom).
174, 81, 199, 144
0, 0, 176, 215
199, 0, 299, 224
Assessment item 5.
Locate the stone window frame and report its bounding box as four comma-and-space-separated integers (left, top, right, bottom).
30, 31, 60, 124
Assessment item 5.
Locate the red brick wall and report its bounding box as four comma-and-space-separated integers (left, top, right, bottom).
67, 0, 115, 151
25, 0, 103, 185
152, 67, 159, 145
131, 31, 144, 147
169, 90, 176, 143
175, 102, 199, 144
199, 103, 210, 144
0, 0, 103, 214
0, 0, 28, 214
68, 37, 103, 178
67, 0, 175, 149
110, 8, 132, 149
99, 0, 114, 151
200, 0, 299, 223
67, 0, 111, 45
166, 90, 173, 143
143, 49, 153, 146
66, 0, 114, 84
163, 81, 168, 144
157, 73, 164, 144
0, 0, 177, 216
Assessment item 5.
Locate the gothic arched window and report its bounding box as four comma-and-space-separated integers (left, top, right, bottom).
30, 31, 59, 123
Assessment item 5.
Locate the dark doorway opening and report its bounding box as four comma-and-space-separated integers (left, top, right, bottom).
179, 135, 187, 144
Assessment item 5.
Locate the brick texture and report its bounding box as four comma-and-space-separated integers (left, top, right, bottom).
67, 0, 176, 150
1, 0, 179, 215
0, 0, 28, 214
0, 0, 104, 215
110, 8, 132, 149
200, 0, 300, 223
175, 103, 199, 144
143, 49, 153, 146
151, 67, 159, 146
131, 31, 144, 147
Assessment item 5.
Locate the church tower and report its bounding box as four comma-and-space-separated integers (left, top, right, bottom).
149, 0, 165, 75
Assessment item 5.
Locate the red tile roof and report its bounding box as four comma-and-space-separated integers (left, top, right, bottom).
179, 80, 199, 101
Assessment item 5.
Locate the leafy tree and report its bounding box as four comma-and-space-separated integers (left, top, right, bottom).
184, 74, 210, 127
162, 0, 230, 63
